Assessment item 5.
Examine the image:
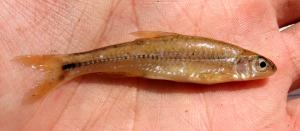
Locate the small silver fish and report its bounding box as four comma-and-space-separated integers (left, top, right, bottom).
14, 31, 277, 102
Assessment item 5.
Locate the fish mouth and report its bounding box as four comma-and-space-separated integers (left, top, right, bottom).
266, 57, 277, 72
271, 62, 277, 72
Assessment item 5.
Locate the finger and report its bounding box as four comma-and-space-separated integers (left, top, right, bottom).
271, 0, 300, 27
282, 23, 300, 90
287, 99, 300, 130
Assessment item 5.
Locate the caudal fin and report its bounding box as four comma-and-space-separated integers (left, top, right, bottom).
14, 55, 65, 103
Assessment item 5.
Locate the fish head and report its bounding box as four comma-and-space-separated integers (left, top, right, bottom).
249, 55, 277, 79
235, 55, 276, 80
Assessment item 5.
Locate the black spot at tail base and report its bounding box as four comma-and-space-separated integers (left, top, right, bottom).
62, 63, 77, 70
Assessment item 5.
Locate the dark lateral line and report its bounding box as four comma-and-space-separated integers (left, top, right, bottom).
62, 54, 232, 71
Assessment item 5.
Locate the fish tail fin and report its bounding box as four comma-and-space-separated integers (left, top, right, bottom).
13, 55, 66, 103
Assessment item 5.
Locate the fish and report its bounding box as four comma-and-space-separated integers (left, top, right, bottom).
14, 31, 277, 102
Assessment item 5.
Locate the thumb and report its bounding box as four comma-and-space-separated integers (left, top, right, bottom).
282, 23, 300, 130
282, 23, 300, 90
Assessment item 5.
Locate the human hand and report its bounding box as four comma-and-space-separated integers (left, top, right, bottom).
1, 0, 300, 130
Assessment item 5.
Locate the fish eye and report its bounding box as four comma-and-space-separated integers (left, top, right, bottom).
256, 57, 269, 72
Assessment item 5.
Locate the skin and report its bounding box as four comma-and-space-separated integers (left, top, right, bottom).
0, 0, 300, 130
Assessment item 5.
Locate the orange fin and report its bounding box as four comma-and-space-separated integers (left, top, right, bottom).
13, 55, 66, 104
130, 31, 178, 38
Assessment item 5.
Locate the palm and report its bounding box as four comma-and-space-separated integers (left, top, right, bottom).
1, 0, 300, 130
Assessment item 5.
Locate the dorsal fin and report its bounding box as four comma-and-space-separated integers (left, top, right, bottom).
130, 31, 178, 39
